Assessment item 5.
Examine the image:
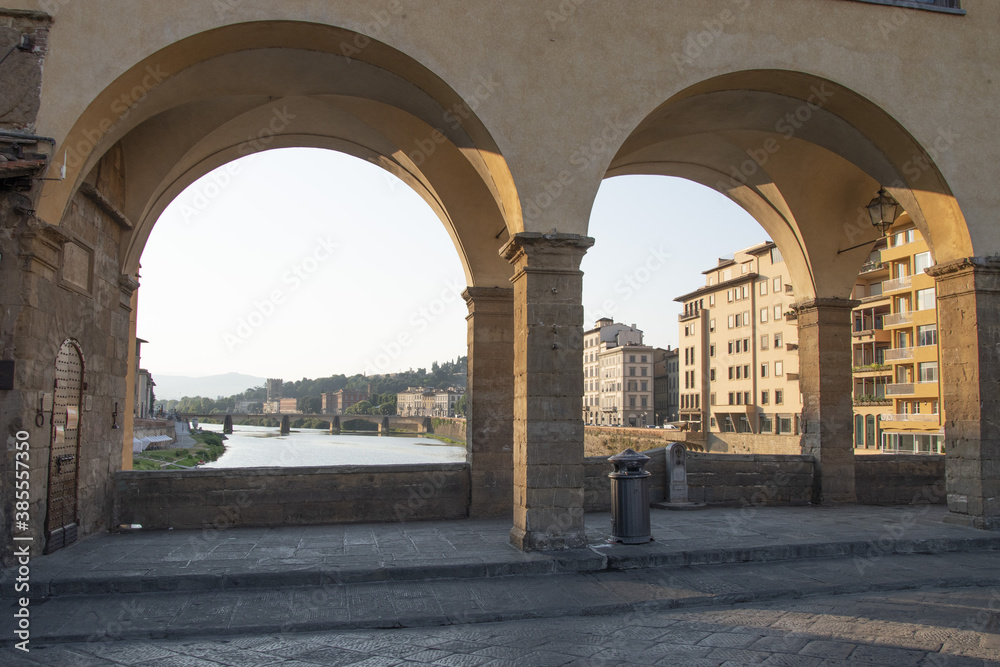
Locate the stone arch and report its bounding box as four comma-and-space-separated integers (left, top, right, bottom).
35, 20, 519, 287
605, 69, 973, 300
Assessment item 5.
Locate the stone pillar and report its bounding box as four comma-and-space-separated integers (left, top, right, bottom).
501, 232, 593, 550
793, 298, 858, 504
927, 257, 1000, 530
462, 286, 514, 519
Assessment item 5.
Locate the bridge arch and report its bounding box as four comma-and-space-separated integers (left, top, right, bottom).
602, 69, 972, 302
37, 20, 518, 287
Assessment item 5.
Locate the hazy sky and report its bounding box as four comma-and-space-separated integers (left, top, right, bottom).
137, 148, 765, 381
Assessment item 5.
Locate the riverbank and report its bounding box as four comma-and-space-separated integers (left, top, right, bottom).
132, 431, 227, 470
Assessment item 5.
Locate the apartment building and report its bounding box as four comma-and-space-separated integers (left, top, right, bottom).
653, 347, 679, 424
321, 388, 370, 415
674, 241, 801, 452
582, 319, 655, 427
850, 216, 944, 454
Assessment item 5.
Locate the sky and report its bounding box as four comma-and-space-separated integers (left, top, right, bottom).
136, 148, 766, 384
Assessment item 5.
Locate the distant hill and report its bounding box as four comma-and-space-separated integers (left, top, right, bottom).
153, 373, 266, 400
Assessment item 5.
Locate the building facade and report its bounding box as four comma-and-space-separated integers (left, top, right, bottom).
851, 217, 944, 454
653, 347, 679, 424
582, 319, 654, 427
396, 387, 464, 417
322, 389, 370, 415
675, 242, 802, 450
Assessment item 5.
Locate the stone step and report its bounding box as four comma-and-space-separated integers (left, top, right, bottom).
15, 533, 1000, 600
5, 551, 997, 646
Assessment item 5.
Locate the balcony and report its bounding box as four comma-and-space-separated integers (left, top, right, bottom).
880, 413, 940, 422
886, 383, 915, 396
884, 347, 914, 361
854, 396, 892, 406
852, 363, 891, 375
678, 311, 701, 322
883, 312, 913, 327
882, 276, 912, 293
860, 259, 888, 274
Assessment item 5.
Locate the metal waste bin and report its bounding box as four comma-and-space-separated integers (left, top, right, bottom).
608, 448, 652, 544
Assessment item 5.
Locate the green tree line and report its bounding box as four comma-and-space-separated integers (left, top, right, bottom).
158, 356, 467, 416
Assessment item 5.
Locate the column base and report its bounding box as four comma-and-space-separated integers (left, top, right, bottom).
942, 512, 1000, 531
509, 525, 587, 551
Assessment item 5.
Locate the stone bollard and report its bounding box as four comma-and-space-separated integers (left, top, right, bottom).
607, 448, 652, 544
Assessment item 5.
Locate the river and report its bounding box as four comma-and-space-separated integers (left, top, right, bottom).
198, 423, 467, 468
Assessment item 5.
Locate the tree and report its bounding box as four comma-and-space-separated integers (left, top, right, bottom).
455, 394, 467, 416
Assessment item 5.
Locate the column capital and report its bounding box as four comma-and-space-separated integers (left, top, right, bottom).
500, 232, 595, 277
791, 297, 860, 313
461, 285, 514, 305
925, 255, 1000, 279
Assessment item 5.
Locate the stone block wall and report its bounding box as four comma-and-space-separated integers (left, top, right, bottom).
430, 417, 466, 442
583, 449, 814, 510
114, 463, 471, 529
584, 426, 704, 458
854, 455, 946, 505
706, 433, 803, 455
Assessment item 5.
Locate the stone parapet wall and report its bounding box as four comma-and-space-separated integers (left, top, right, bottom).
115, 464, 471, 530
706, 433, 803, 455
584, 449, 814, 511
584, 426, 704, 458
133, 418, 175, 443
854, 455, 946, 505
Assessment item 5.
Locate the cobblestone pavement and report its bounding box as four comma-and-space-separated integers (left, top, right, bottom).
6, 585, 999, 666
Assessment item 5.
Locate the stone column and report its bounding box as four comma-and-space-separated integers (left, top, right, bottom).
462, 286, 514, 519
793, 298, 858, 504
927, 257, 1000, 530
501, 232, 593, 551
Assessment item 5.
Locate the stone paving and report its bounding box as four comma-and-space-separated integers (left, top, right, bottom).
5, 585, 999, 665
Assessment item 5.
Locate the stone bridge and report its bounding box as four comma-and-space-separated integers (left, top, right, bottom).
178, 414, 434, 436
2, 0, 999, 563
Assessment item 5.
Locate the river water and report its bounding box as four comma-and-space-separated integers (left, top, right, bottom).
198, 423, 467, 468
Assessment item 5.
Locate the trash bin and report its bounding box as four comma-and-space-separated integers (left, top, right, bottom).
608, 448, 652, 544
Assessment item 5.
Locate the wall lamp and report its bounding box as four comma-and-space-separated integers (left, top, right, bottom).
838, 187, 903, 254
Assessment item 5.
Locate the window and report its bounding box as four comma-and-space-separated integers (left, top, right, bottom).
741, 262, 751, 275
641, 397, 648, 408
743, 338, 750, 352
774, 333, 783, 348
728, 341, 734, 354
743, 311, 750, 326
727, 289, 734, 303
918, 324, 937, 347
759, 414, 773, 432
709, 344, 716, 357
913, 252, 933, 276
760, 280, 768, 296
641, 381, 647, 391
775, 361, 783, 376
736, 392, 743, 405
641, 367, 647, 377
761, 390, 769, 405
641, 355, 647, 363
710, 416, 716, 427
919, 361, 938, 383
916, 287, 936, 311
728, 366, 735, 380
774, 304, 782, 320
722, 268, 732, 281
760, 363, 768, 378
710, 393, 716, 406
709, 294, 716, 307
738, 415, 751, 433
629, 355, 636, 363
760, 308, 768, 323
760, 335, 769, 351
629, 396, 636, 407
735, 366, 742, 380
728, 392, 735, 405
629, 367, 636, 376
742, 285, 749, 299
778, 417, 792, 435
721, 415, 735, 432
728, 315, 735, 329
709, 319, 716, 333
773, 276, 781, 292
893, 227, 916, 246
775, 389, 784, 405
710, 368, 716, 381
